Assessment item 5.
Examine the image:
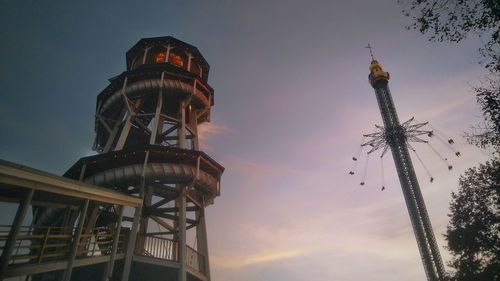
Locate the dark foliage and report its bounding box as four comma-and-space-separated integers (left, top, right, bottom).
446, 159, 500, 281
398, 0, 500, 150
398, 0, 500, 72
465, 78, 500, 153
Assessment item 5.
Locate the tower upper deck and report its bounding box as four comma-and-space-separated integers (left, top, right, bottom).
93, 36, 217, 153
126, 36, 210, 83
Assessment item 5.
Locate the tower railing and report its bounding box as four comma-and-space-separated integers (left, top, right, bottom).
187, 244, 206, 274
135, 234, 177, 261
134, 234, 206, 274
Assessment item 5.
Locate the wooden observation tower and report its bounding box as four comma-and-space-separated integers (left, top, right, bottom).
0, 36, 224, 281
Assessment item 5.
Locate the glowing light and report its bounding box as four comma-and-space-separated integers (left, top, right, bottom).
155, 52, 167, 63
169, 53, 184, 67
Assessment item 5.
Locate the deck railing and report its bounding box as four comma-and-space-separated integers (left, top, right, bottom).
0, 225, 126, 265
135, 234, 177, 261
187, 245, 206, 274
134, 234, 206, 274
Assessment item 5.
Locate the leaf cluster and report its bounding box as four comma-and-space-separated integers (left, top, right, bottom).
399, 0, 500, 72
446, 159, 500, 281
465, 77, 500, 152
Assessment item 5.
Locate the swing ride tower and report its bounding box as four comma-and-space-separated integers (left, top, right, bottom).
365, 55, 446, 281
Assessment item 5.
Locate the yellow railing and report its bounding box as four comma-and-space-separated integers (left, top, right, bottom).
0, 225, 126, 266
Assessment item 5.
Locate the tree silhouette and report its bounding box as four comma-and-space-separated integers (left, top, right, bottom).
399, 0, 500, 152
466, 79, 500, 152
398, 0, 500, 72
446, 159, 500, 281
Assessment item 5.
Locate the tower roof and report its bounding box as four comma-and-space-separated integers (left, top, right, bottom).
368, 59, 390, 86
126, 36, 210, 72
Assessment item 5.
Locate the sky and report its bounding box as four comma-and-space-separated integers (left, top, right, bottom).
0, 1, 494, 281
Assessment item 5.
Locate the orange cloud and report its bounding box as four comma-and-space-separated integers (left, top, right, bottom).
212, 249, 305, 269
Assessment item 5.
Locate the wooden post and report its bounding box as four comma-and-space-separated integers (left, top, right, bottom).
78, 163, 87, 182
37, 227, 51, 264
102, 205, 124, 281
0, 188, 34, 279
122, 152, 148, 281
63, 199, 89, 281
196, 209, 211, 279
188, 105, 199, 150
178, 187, 187, 281
142, 48, 150, 64
178, 101, 187, 149
121, 206, 141, 281
149, 72, 165, 145
115, 77, 132, 151
187, 54, 192, 72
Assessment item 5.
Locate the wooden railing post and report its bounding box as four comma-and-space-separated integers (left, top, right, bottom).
178, 187, 187, 281
63, 199, 89, 281
102, 205, 124, 281
38, 227, 51, 264
121, 206, 142, 281
0, 188, 34, 279
91, 230, 98, 257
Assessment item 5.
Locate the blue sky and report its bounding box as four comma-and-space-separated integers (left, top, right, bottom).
0, 1, 492, 280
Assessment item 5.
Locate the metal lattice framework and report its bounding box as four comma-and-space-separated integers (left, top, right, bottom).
362, 117, 431, 155
365, 59, 446, 281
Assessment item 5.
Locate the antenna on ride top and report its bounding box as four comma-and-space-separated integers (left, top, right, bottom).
366, 43, 375, 61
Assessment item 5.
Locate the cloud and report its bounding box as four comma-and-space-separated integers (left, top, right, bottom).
418, 94, 474, 120
212, 249, 305, 269
197, 122, 230, 150
230, 157, 292, 178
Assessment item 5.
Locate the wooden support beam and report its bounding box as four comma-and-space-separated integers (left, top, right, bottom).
96, 114, 113, 133
122, 152, 148, 281
103, 108, 127, 153
102, 205, 124, 281
150, 198, 171, 208
150, 71, 165, 145
0, 188, 34, 279
63, 199, 89, 281
3, 254, 125, 279
115, 114, 133, 150
197, 208, 211, 280
151, 206, 198, 213
178, 187, 187, 281
122, 216, 134, 222
121, 206, 141, 281
151, 216, 175, 232
0, 196, 78, 209
186, 192, 203, 208
153, 213, 197, 225
0, 160, 142, 207
159, 124, 180, 138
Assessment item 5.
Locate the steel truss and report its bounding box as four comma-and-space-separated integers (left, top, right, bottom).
365, 80, 446, 281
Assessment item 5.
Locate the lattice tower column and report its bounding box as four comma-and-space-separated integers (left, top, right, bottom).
368, 60, 445, 281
